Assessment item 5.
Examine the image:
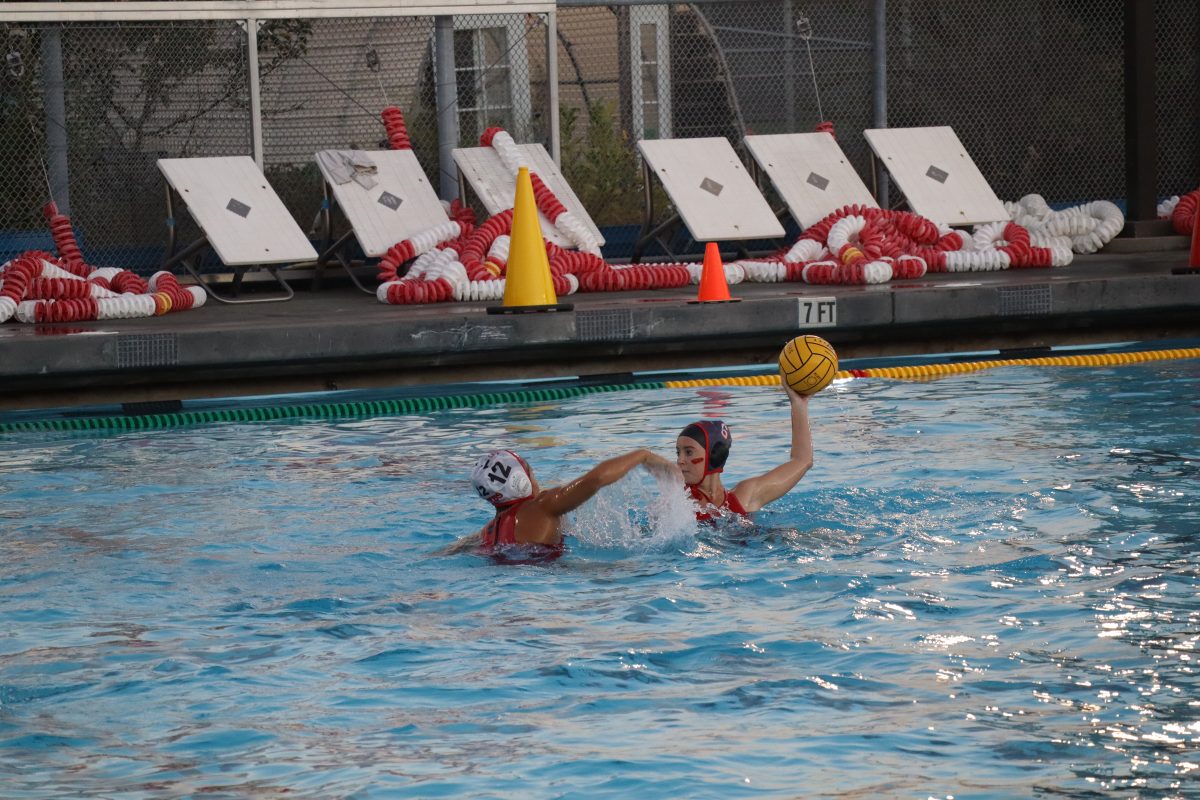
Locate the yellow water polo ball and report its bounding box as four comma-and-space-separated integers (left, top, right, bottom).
779, 335, 839, 395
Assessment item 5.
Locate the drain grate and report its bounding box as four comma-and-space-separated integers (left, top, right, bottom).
576, 309, 634, 341
116, 333, 179, 368
998, 285, 1052, 316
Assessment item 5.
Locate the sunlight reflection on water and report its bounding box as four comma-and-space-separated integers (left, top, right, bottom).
0, 359, 1198, 797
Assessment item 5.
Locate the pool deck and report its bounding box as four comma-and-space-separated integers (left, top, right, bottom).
2, 243, 1198, 412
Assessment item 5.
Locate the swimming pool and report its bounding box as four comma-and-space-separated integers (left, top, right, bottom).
2, 356, 1198, 798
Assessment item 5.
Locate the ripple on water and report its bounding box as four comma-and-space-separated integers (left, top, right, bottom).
0, 361, 1198, 797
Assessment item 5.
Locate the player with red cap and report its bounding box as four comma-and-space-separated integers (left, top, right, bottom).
677, 383, 813, 522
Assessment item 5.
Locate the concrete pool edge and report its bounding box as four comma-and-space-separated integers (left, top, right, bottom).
3, 338, 1197, 433
1, 249, 1198, 411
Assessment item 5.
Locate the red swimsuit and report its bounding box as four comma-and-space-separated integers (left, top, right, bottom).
479, 498, 562, 556
480, 499, 527, 548
688, 484, 749, 522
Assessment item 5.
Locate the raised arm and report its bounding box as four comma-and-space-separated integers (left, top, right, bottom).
536, 449, 668, 516
732, 385, 813, 512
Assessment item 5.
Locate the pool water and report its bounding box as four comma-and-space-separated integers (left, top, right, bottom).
2, 360, 1199, 798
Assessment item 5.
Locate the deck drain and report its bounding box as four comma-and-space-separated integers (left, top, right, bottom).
116, 333, 179, 368
998, 284, 1052, 316
576, 309, 634, 341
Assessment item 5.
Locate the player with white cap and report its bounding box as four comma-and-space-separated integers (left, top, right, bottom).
456, 447, 676, 554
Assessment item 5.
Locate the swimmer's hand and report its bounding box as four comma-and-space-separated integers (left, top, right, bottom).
782, 382, 811, 406
641, 451, 682, 483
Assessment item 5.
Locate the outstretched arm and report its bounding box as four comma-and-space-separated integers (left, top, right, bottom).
536, 449, 669, 516
435, 531, 482, 555
733, 385, 813, 512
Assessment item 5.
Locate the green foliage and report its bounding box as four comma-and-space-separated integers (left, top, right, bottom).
559, 100, 659, 227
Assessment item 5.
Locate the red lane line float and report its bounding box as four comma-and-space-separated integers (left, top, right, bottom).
481, 127, 603, 255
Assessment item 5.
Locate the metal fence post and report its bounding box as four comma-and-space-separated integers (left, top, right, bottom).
245, 18, 264, 170
872, 0, 888, 209
1123, 0, 1158, 234
782, 0, 796, 133
434, 15, 459, 201
40, 26, 71, 215
547, 8, 561, 165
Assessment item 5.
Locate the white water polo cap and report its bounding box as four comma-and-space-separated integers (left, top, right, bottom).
471, 450, 535, 507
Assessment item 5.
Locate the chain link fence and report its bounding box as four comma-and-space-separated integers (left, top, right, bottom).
258, 13, 550, 245
558, 0, 1198, 230
2, 21, 251, 269
886, 0, 1128, 203
0, 11, 550, 272
1, 2, 1197, 274
1156, 0, 1200, 200
557, 0, 1197, 224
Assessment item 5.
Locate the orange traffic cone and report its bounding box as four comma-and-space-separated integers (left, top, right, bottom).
691, 242, 740, 303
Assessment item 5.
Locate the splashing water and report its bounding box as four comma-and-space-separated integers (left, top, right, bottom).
4, 364, 1200, 798
568, 467, 698, 552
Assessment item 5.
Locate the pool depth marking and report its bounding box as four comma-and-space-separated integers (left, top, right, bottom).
798, 296, 837, 327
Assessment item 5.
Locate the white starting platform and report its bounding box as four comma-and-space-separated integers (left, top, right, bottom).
316, 149, 449, 259
864, 126, 1009, 226
158, 156, 317, 303
635, 136, 784, 261
313, 149, 450, 292
744, 132, 879, 230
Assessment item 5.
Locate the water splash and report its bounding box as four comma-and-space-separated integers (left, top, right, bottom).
568, 468, 697, 552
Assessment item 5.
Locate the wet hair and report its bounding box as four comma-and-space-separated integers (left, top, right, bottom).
679, 420, 732, 474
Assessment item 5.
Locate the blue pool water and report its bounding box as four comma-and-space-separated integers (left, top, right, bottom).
2, 359, 1199, 798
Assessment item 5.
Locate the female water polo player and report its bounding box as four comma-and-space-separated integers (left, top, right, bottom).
444, 447, 678, 554
677, 383, 813, 522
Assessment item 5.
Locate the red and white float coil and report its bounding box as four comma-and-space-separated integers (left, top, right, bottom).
481, 127, 602, 255
1158, 188, 1198, 235
2, 207, 206, 324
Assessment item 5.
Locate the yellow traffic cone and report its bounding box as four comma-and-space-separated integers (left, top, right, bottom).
489, 166, 573, 314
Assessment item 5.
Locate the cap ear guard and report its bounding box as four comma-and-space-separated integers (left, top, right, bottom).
679, 420, 732, 475
471, 449, 534, 507
708, 438, 730, 471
